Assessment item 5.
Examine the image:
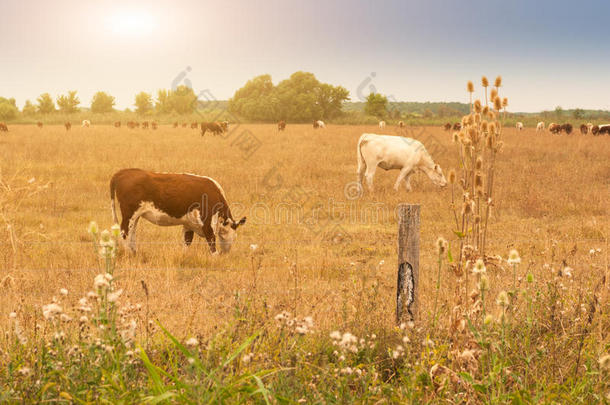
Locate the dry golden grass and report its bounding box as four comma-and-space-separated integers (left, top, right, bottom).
0, 123, 608, 337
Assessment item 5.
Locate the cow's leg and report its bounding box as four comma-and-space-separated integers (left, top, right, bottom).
119, 204, 143, 253
394, 168, 412, 191
183, 227, 194, 247
202, 224, 218, 255
357, 159, 366, 189
403, 172, 414, 192
126, 215, 141, 252
364, 165, 377, 191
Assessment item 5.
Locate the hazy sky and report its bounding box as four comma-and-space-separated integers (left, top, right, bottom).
1, 0, 609, 112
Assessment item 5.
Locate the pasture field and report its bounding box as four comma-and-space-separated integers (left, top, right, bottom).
1, 123, 609, 402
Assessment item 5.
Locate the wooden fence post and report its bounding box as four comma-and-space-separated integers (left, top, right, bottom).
396, 204, 420, 325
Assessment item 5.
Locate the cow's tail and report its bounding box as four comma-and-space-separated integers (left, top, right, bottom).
110, 176, 119, 224
356, 134, 368, 182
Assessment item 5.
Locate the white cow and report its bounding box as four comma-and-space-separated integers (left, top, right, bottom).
379, 121, 386, 129
516, 122, 523, 131
82, 120, 91, 128
536, 122, 545, 132
357, 133, 447, 192
314, 120, 325, 129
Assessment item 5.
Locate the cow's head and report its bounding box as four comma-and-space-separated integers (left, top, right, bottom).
429, 164, 447, 188
215, 216, 247, 253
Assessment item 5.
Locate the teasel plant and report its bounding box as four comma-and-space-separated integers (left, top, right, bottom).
450, 76, 505, 275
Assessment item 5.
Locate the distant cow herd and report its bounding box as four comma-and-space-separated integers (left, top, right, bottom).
1, 120, 608, 138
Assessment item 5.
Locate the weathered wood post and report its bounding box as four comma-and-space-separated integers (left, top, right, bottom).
396, 204, 420, 324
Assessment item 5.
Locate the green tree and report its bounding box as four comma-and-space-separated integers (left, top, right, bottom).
364, 93, 388, 118
22, 100, 36, 116
229, 72, 350, 122
56, 91, 80, 114
135, 92, 153, 114
156, 89, 172, 114
572, 108, 584, 119
555, 106, 563, 118
0, 102, 18, 120
170, 85, 197, 114
37, 93, 56, 114
91, 92, 115, 113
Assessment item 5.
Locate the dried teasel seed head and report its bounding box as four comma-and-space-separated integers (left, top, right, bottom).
494, 75, 502, 87
474, 99, 482, 113
468, 127, 476, 138
481, 121, 489, 131
475, 172, 483, 187
476, 186, 484, 197
476, 156, 483, 169
502, 97, 508, 108
486, 134, 494, 148
474, 113, 481, 123
467, 81, 474, 93
467, 114, 474, 125
489, 122, 497, 135
482, 106, 489, 115
461, 116, 468, 126
494, 96, 502, 111
488, 110, 495, 119
490, 88, 498, 101
448, 169, 456, 184
481, 76, 489, 87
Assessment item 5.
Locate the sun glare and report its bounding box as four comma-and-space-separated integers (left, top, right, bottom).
108, 11, 155, 37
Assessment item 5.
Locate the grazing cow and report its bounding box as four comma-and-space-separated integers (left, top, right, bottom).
110, 168, 246, 254
200, 122, 223, 136
151, 121, 158, 130
598, 124, 610, 135
173, 122, 179, 128
37, 122, 43, 128
443, 123, 452, 131
580, 124, 588, 135
453, 123, 461, 131
82, 120, 91, 128
548, 123, 561, 134
398, 121, 405, 128
591, 125, 600, 135
182, 123, 188, 128
142, 121, 149, 129
0, 122, 8, 132
191, 122, 198, 129
220, 121, 229, 132
135, 122, 141, 128
516, 122, 523, 131
536, 122, 545, 132
278, 120, 286, 131
126, 121, 136, 129
586, 123, 593, 132
379, 121, 386, 129
560, 123, 573, 134
64, 122, 71, 131
357, 133, 447, 192
313, 120, 325, 129
114, 121, 121, 128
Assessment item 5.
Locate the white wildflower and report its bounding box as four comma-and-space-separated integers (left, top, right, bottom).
186, 337, 199, 347
507, 249, 521, 265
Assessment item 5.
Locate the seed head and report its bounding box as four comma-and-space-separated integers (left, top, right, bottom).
496, 291, 509, 307
494, 96, 502, 111
482, 106, 489, 115
467, 81, 474, 93
526, 273, 534, 283
507, 249, 521, 265
494, 76, 502, 87
111, 224, 121, 238
475, 172, 483, 188
599, 354, 610, 371
479, 274, 490, 291
490, 88, 498, 101
436, 237, 448, 255
476, 156, 483, 169
481, 121, 488, 132
473, 259, 486, 274
502, 97, 508, 108
474, 99, 482, 113
484, 314, 494, 325
481, 76, 489, 87
88, 221, 98, 235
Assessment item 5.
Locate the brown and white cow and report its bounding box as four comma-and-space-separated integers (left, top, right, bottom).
560, 123, 573, 134
0, 122, 8, 132
580, 124, 588, 135
443, 123, 452, 131
114, 121, 121, 128
278, 120, 286, 131
598, 124, 610, 135
65, 122, 72, 131
191, 122, 198, 129
453, 123, 461, 131
200, 122, 223, 136
548, 123, 561, 134
82, 120, 91, 128
37, 122, 43, 128
110, 168, 246, 254
398, 121, 405, 128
